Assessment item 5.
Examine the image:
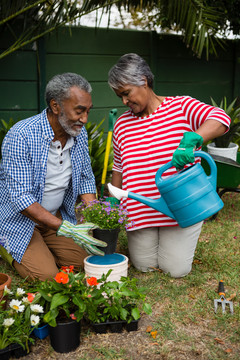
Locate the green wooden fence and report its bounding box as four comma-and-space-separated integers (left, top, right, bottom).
0, 26, 239, 131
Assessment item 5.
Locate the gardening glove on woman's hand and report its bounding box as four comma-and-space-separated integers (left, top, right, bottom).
57, 221, 107, 256
172, 132, 203, 169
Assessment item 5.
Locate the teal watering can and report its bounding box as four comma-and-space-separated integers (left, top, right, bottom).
108, 151, 224, 228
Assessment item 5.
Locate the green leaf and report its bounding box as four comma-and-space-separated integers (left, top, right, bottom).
120, 307, 128, 320
37, 289, 53, 302
24, 305, 31, 320
131, 307, 141, 320
43, 308, 59, 327
121, 288, 135, 297
143, 303, 152, 315
50, 293, 69, 310
72, 295, 86, 312
210, 96, 240, 147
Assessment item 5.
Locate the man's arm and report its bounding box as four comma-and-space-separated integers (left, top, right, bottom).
80, 193, 96, 203
22, 193, 96, 231
21, 203, 62, 231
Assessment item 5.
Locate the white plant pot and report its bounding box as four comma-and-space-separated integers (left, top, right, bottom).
84, 254, 128, 285
207, 142, 239, 161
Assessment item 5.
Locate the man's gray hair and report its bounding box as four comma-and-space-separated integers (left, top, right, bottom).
45, 72, 92, 107
108, 53, 154, 90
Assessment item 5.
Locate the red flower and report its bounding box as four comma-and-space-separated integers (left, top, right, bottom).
70, 313, 77, 320
61, 265, 74, 273
55, 272, 69, 284
27, 293, 35, 303
87, 277, 99, 286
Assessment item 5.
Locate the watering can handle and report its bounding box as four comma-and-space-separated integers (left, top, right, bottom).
156, 150, 217, 189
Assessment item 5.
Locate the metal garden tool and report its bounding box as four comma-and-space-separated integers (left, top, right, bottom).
214, 280, 234, 314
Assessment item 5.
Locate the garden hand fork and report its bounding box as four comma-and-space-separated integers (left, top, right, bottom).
214, 280, 234, 314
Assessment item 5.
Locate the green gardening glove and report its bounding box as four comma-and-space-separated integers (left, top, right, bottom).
57, 221, 107, 256
172, 132, 203, 169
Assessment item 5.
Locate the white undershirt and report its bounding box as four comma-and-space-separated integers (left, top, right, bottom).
41, 137, 74, 215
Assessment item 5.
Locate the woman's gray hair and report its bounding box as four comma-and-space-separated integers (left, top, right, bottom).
108, 53, 154, 90
45, 72, 92, 107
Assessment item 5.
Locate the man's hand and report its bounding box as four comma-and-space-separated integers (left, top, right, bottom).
172, 132, 203, 169
57, 221, 107, 256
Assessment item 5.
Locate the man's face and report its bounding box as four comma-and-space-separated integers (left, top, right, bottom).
58, 86, 92, 137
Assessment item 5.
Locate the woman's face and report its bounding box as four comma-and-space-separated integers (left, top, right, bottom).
114, 83, 149, 117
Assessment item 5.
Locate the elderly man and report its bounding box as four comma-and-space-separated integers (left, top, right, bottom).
0, 72, 106, 280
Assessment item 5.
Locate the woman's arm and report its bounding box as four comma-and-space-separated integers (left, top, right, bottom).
111, 170, 122, 188
196, 119, 228, 143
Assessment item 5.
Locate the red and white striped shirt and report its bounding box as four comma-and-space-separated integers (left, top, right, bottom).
112, 96, 231, 231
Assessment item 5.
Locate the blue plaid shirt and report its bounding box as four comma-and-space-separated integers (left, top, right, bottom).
0, 109, 96, 263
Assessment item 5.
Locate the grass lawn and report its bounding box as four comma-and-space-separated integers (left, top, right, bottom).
0, 191, 239, 359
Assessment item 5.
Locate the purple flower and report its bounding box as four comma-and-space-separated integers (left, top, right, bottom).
106, 209, 111, 215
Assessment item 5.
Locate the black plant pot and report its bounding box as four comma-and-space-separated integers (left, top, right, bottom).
93, 228, 120, 255
0, 343, 30, 360
49, 319, 81, 353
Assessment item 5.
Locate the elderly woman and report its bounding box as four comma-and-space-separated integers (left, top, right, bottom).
108, 53, 230, 278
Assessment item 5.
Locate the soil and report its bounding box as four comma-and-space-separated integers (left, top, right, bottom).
23, 313, 162, 360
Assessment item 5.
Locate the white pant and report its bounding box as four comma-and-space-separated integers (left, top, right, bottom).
127, 222, 203, 278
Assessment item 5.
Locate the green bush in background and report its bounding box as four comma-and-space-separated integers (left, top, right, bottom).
210, 97, 240, 148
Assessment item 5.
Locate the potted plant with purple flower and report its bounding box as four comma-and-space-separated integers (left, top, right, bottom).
76, 199, 132, 254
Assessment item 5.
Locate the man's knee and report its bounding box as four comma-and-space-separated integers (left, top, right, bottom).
14, 260, 58, 281
36, 268, 58, 281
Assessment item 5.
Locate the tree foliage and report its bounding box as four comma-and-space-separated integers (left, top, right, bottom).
0, 0, 239, 60
89, 0, 240, 58
0, 0, 117, 59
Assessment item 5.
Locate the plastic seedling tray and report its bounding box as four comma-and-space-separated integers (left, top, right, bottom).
92, 319, 140, 333
0, 343, 30, 360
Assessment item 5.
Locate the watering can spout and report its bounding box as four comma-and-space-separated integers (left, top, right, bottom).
107, 183, 175, 219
